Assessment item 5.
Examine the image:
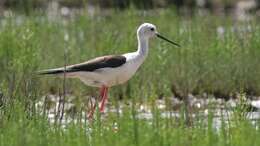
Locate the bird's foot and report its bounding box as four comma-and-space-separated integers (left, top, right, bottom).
87, 112, 94, 120
99, 105, 105, 114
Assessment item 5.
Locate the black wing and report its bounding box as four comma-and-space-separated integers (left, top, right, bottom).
38, 55, 126, 75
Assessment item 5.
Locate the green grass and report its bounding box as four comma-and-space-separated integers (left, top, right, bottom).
1, 100, 260, 146
1, 9, 260, 99
0, 8, 260, 146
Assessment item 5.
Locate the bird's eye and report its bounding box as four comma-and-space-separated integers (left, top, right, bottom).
150, 28, 154, 31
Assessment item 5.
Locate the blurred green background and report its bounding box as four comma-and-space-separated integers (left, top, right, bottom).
0, 1, 260, 146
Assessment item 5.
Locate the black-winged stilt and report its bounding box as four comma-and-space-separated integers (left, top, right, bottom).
39, 23, 180, 119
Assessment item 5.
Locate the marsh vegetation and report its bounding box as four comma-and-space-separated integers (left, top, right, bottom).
0, 2, 260, 145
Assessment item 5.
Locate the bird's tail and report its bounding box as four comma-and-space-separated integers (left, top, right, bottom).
37, 68, 66, 75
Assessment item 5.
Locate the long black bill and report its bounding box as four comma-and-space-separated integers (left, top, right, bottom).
156, 33, 180, 47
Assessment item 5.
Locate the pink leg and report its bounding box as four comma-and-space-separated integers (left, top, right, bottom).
87, 86, 106, 119
99, 86, 108, 113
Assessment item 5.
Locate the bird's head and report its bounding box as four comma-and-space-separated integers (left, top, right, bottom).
137, 23, 180, 47
137, 23, 157, 39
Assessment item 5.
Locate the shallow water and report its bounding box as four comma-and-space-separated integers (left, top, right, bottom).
36, 94, 260, 130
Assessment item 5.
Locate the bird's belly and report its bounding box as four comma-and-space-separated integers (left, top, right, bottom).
74, 62, 140, 87
109, 71, 133, 86
102, 65, 137, 87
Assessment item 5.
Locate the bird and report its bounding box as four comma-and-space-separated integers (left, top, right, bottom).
39, 23, 180, 119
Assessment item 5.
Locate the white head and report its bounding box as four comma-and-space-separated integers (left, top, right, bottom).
137, 23, 157, 39
137, 23, 180, 47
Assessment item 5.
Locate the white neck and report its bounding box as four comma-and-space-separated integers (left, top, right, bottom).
122, 34, 149, 73
136, 35, 149, 58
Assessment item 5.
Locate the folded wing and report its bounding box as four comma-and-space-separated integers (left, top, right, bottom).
38, 55, 126, 75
